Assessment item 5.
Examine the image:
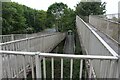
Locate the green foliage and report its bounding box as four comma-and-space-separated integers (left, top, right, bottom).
60, 8, 76, 32
46, 2, 75, 32
76, 1, 106, 16
46, 2, 68, 28
2, 2, 47, 34
2, 2, 27, 34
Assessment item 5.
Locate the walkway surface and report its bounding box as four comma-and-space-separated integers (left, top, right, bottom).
87, 23, 119, 54
63, 34, 75, 54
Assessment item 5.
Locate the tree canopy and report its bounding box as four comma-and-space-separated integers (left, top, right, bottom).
46, 2, 75, 32
2, 2, 47, 34
46, 2, 68, 28
2, 1, 106, 34
76, 0, 106, 16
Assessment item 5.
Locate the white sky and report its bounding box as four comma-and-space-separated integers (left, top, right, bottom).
11, 0, 120, 14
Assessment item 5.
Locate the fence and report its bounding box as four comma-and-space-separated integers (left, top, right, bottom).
76, 16, 119, 78
0, 32, 43, 43
0, 51, 119, 79
0, 32, 65, 52
89, 14, 120, 43
98, 13, 120, 22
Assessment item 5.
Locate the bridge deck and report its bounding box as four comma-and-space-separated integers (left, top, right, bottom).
63, 34, 75, 54
87, 23, 119, 54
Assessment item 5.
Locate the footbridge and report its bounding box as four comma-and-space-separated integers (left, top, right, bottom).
0, 15, 119, 79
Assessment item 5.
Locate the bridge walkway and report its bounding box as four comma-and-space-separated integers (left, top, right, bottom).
87, 23, 119, 54
63, 34, 75, 54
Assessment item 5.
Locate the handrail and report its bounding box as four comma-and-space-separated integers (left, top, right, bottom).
0, 50, 118, 60
0, 50, 119, 79
0, 32, 46, 43
0, 32, 62, 46
76, 16, 118, 57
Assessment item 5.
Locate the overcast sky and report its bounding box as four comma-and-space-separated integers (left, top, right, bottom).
11, 0, 120, 14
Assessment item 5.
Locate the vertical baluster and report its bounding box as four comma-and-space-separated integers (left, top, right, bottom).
7, 55, 11, 78
11, 34, 14, 41
10, 55, 13, 78
108, 60, 113, 78
15, 55, 19, 78
89, 60, 92, 78
22, 55, 27, 79
99, 60, 103, 78
61, 58, 63, 79
35, 53, 42, 79
104, 60, 109, 78
42, 36, 44, 52
43, 57, 46, 79
39, 37, 41, 51
12, 42, 15, 51
0, 45, 2, 79
51, 57, 54, 80
115, 60, 119, 78
79, 59, 83, 79
28, 38, 30, 52
30, 56, 35, 79
70, 59, 73, 80
104, 60, 108, 78
18, 42, 20, 51
18, 55, 20, 74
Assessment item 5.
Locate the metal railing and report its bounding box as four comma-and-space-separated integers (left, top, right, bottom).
0, 33, 41, 43
0, 50, 119, 79
76, 16, 118, 56
0, 32, 65, 52
0, 35, 12, 43
76, 16, 119, 78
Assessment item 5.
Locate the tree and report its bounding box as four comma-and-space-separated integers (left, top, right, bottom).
60, 8, 76, 32
2, 2, 27, 34
76, 0, 106, 17
2, 2, 47, 34
46, 2, 68, 30
46, 2, 76, 32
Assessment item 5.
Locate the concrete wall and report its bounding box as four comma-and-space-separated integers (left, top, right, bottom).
89, 15, 120, 42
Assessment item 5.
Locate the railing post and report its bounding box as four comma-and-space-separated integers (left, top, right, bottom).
115, 60, 119, 78
27, 37, 30, 52
42, 35, 45, 52
30, 56, 35, 79
0, 44, 2, 79
35, 52, 42, 79
51, 57, 54, 79
26, 34, 28, 38
89, 60, 92, 78
79, 59, 83, 79
61, 58, 63, 79
70, 59, 73, 80
22, 55, 27, 79
15, 55, 19, 78
11, 34, 14, 41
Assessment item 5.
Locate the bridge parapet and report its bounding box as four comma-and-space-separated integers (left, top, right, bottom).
0, 32, 65, 52
0, 32, 42, 43
76, 15, 119, 78
0, 51, 119, 79
89, 15, 120, 43
76, 15, 118, 56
